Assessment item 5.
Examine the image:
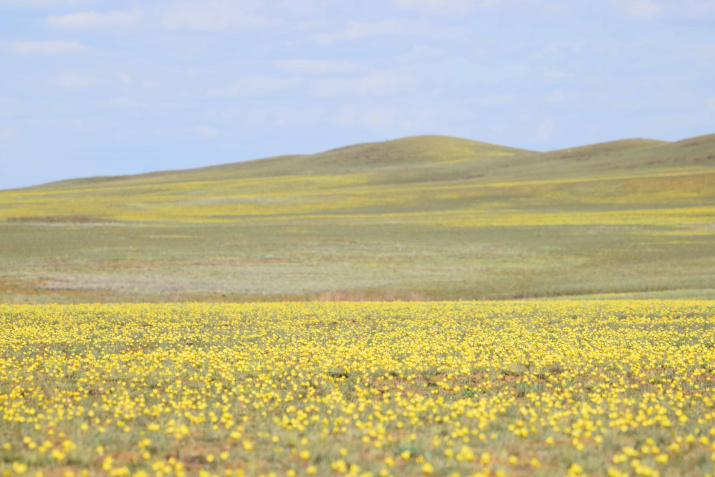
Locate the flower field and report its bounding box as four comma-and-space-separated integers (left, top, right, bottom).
1, 301, 715, 477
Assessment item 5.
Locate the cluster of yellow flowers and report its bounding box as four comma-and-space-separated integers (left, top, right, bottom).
1, 301, 714, 476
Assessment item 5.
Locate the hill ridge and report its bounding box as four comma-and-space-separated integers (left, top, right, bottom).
0, 132, 712, 302
4, 133, 714, 195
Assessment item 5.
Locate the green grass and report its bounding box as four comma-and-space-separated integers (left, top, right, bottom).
0, 133, 713, 303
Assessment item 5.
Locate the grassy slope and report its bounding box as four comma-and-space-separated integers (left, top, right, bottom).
0, 134, 713, 303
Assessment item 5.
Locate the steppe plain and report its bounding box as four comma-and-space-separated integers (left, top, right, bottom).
0, 134, 713, 302
1, 134, 714, 477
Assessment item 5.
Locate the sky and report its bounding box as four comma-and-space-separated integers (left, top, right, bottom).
1, 0, 714, 190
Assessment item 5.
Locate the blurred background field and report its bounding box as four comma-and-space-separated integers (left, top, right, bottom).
0, 134, 713, 303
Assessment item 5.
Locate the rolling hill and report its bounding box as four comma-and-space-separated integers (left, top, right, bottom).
0, 133, 713, 303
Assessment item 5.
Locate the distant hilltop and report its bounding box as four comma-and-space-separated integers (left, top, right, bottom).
0, 132, 713, 224
14, 133, 715, 190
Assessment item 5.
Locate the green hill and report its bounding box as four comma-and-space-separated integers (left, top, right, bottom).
0, 133, 713, 303
35, 135, 529, 187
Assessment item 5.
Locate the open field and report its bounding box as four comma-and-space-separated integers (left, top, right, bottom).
1, 135, 714, 476
0, 134, 713, 302
1, 300, 715, 476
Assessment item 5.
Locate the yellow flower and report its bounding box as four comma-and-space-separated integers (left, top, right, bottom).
102, 456, 113, 471
568, 463, 583, 475
331, 460, 347, 473
623, 446, 638, 457
51, 449, 66, 461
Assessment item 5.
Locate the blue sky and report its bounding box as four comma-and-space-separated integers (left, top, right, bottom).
1, 0, 714, 189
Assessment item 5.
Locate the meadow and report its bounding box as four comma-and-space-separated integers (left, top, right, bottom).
2, 300, 715, 477
1, 135, 714, 476
0, 134, 713, 303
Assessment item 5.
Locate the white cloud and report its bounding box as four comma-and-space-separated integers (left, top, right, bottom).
391, 0, 477, 12
0, 127, 20, 139
162, 1, 276, 31
537, 119, 555, 142
210, 76, 301, 98
314, 19, 468, 44
708, 97, 715, 112
683, 1, 715, 18
0, 98, 20, 117
392, 0, 474, 12
60, 117, 117, 133
312, 71, 415, 98
156, 125, 219, 138
56, 72, 101, 87
536, 42, 584, 59
543, 71, 575, 80
119, 73, 131, 85
228, 105, 324, 127
273, 0, 320, 15
48, 10, 142, 29
106, 98, 147, 109
0, 0, 89, 9
396, 44, 445, 62
140, 79, 163, 88
333, 104, 398, 129
611, 0, 662, 19
10, 40, 88, 55
391, 0, 531, 12
471, 94, 514, 106
361, 106, 399, 129
543, 91, 568, 104
276, 59, 358, 75
332, 104, 437, 132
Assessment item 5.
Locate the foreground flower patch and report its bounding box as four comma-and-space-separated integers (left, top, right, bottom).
1, 301, 714, 476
